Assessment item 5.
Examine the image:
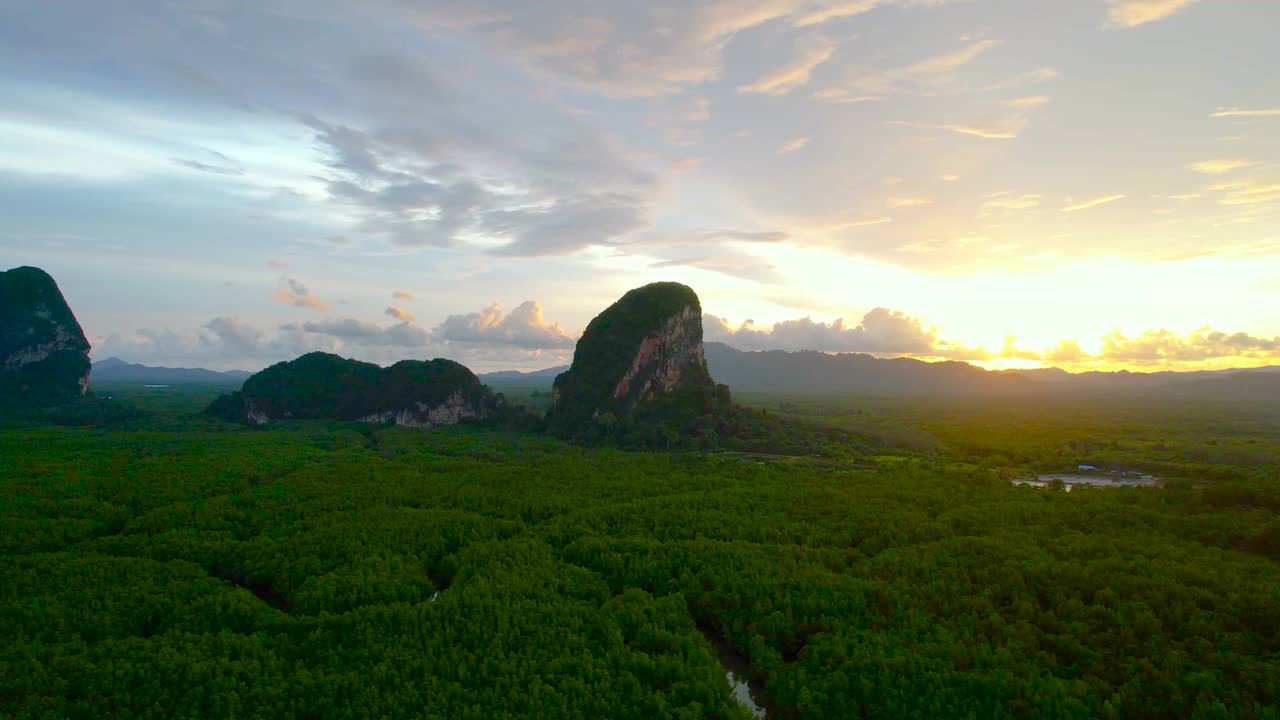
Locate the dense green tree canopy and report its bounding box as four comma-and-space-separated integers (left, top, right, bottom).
2, 387, 1277, 719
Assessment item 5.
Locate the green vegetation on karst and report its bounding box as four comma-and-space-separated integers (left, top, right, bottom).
205, 352, 502, 424
544, 282, 857, 455
548, 282, 720, 437
0, 266, 91, 407
2, 388, 1278, 719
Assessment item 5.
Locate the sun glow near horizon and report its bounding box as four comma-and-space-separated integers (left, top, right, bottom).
699, 243, 1280, 373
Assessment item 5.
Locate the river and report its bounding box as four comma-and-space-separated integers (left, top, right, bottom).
696, 621, 768, 719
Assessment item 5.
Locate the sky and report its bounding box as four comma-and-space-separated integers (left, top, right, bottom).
2, 0, 1278, 372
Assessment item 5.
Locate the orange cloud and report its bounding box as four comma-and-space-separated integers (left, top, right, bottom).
1188, 159, 1259, 174
888, 197, 933, 208
385, 306, 416, 323
904, 39, 999, 75
1210, 108, 1280, 118
811, 88, 881, 104
1003, 95, 1052, 108
274, 278, 330, 311
1105, 0, 1202, 29
776, 137, 811, 155
792, 0, 883, 27
1062, 194, 1127, 212
738, 40, 835, 96
981, 192, 1042, 216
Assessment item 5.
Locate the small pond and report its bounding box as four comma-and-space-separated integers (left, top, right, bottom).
1014, 473, 1159, 491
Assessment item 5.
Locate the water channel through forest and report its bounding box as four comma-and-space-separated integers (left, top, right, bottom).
696, 621, 768, 718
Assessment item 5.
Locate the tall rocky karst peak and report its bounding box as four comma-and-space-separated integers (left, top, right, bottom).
548, 282, 727, 438
1, 266, 92, 406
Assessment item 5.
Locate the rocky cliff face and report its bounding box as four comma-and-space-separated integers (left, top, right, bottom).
609, 304, 705, 403
206, 352, 501, 427
548, 282, 728, 440
0, 266, 91, 406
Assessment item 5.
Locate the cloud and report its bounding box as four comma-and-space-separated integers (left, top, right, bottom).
1062, 194, 1127, 212
980, 192, 1042, 216
696, 229, 790, 243
978, 67, 1060, 93
392, 290, 415, 301
704, 307, 938, 353
170, 149, 244, 177
738, 38, 836, 96
274, 278, 330, 311
435, 301, 575, 349
298, 77, 657, 253
1003, 95, 1052, 108
998, 335, 1041, 361
385, 306, 416, 323
305, 101, 650, 258
106, 316, 352, 368
1046, 339, 1089, 363
984, 243, 1022, 254
299, 318, 432, 347
616, 226, 792, 283
888, 197, 933, 208
629, 225, 789, 244
1105, 0, 1203, 29
1100, 327, 1280, 362
1210, 108, 1280, 119
822, 216, 893, 231
101, 297, 581, 370
485, 193, 649, 255
835, 38, 1010, 99
791, 0, 884, 27
811, 88, 880, 104
1211, 180, 1280, 206
1189, 159, 1259, 174
267, 259, 288, 269
776, 137, 811, 155
789, 0, 948, 28
904, 39, 999, 75
383, 0, 956, 99
948, 124, 1019, 139
650, 255, 788, 284
395, 1, 934, 97
95, 317, 331, 370
202, 317, 265, 353
885, 119, 1023, 140
172, 158, 244, 176
686, 97, 711, 121
670, 158, 700, 173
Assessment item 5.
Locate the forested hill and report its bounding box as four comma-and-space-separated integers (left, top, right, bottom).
705, 342, 1280, 399
205, 352, 503, 428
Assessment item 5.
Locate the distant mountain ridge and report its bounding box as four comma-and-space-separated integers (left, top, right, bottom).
91, 343, 1280, 400
704, 342, 1280, 399
91, 357, 252, 386
479, 365, 569, 382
